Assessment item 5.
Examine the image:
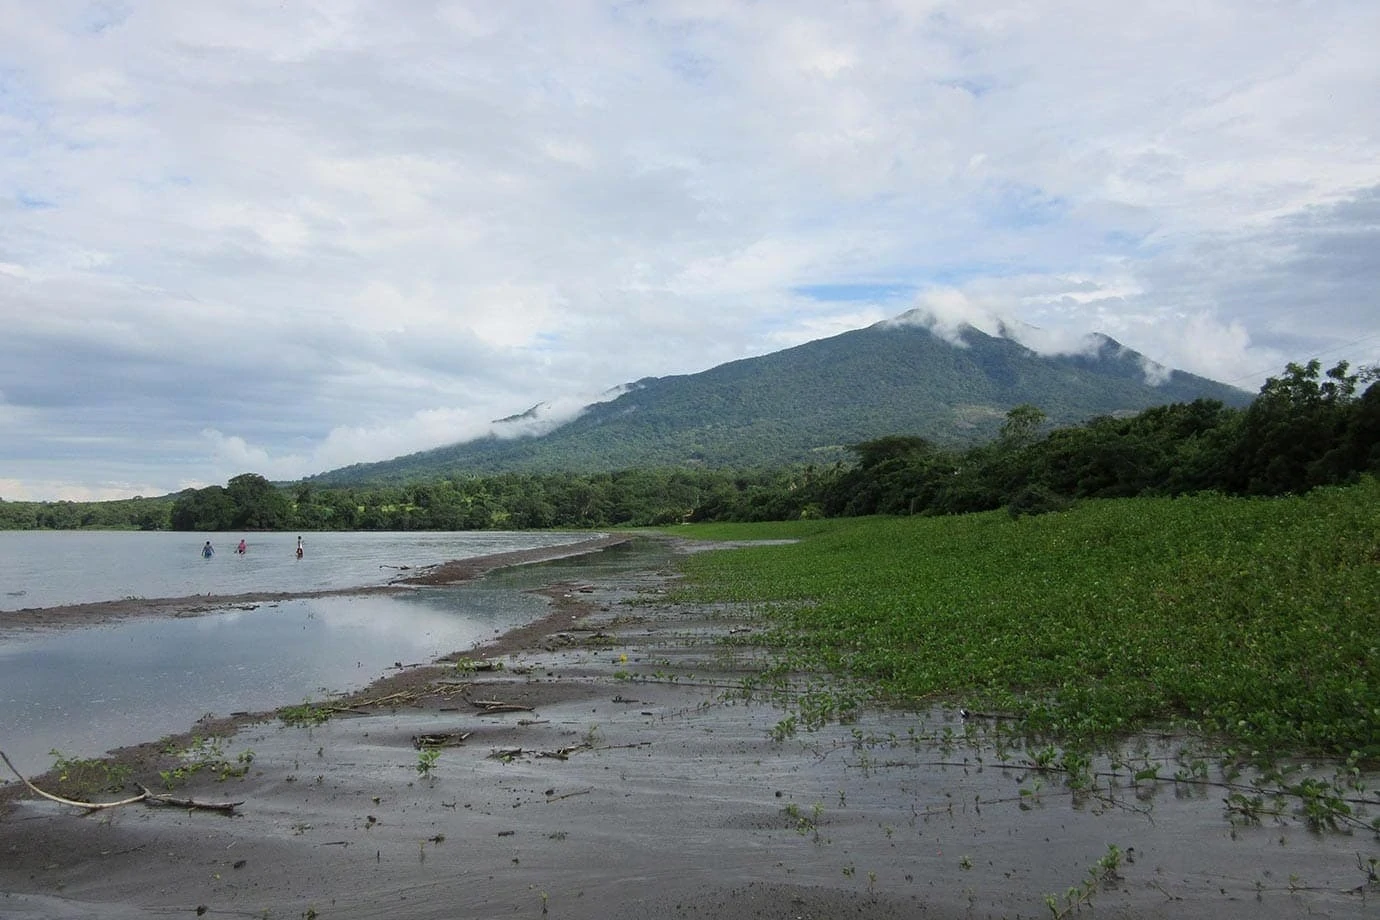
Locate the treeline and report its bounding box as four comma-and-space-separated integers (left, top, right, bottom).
2, 359, 1375, 532
0, 494, 173, 531
814, 359, 1379, 519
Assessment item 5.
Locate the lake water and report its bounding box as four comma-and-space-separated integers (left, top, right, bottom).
0, 530, 595, 612
0, 530, 649, 778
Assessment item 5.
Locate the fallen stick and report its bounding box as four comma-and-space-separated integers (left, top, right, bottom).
413, 732, 472, 749
1, 750, 147, 812
471, 699, 535, 713
536, 745, 588, 760
135, 783, 243, 814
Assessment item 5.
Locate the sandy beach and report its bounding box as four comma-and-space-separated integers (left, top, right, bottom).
1, 535, 1375, 919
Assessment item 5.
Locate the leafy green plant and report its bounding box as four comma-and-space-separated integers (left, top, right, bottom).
770, 715, 799, 741
416, 748, 440, 777
1044, 844, 1125, 919
1286, 777, 1353, 832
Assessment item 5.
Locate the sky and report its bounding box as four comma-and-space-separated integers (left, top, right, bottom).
3, 1, 1379, 502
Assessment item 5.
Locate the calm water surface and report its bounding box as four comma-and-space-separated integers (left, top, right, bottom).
0, 530, 594, 612
0, 531, 658, 778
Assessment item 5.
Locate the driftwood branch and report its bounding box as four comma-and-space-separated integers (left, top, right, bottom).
0, 750, 243, 816
135, 783, 242, 814
1, 750, 146, 811
490, 744, 591, 762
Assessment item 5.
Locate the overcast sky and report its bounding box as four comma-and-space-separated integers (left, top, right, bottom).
3, 1, 1378, 502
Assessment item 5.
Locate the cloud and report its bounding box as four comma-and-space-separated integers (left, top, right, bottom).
0, 1, 1377, 500
199, 385, 617, 485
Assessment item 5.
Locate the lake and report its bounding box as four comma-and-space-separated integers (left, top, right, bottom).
0, 530, 648, 777
0, 530, 596, 612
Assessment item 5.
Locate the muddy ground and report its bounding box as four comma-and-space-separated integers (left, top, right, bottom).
1, 536, 1375, 919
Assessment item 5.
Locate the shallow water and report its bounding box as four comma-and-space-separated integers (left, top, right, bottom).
0, 530, 596, 612
0, 538, 669, 777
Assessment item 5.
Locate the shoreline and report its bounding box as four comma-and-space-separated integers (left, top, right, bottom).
2, 533, 1374, 919
0, 532, 643, 807
0, 533, 631, 635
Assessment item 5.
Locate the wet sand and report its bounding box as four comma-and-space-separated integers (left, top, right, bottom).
1, 535, 1375, 919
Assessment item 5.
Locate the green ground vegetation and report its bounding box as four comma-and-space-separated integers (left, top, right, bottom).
667, 478, 1380, 759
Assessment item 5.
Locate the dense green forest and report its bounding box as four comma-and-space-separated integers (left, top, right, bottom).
1, 359, 1375, 533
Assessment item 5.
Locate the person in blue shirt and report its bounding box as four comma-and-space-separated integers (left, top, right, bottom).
202, 541, 215, 559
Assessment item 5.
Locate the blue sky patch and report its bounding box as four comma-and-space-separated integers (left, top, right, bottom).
17, 192, 56, 210
794, 283, 917, 302
987, 184, 1068, 229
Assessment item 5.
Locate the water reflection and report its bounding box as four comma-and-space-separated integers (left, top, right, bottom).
0, 537, 675, 779
0, 587, 546, 776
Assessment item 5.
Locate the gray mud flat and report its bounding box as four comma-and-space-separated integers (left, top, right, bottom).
2, 549, 1376, 919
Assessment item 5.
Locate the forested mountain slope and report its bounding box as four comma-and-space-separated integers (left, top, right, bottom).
309, 316, 1249, 486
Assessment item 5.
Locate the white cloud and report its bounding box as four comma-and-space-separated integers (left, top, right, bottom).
0, 477, 171, 503
0, 0, 1377, 500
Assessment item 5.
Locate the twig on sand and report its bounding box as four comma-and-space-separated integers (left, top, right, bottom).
471, 699, 535, 713
413, 732, 472, 749
535, 745, 588, 760
134, 783, 242, 815
328, 683, 470, 714
491, 744, 592, 762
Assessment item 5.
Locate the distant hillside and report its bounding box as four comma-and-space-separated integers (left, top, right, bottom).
308, 315, 1251, 486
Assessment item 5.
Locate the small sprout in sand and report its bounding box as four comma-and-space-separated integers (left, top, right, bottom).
416, 748, 440, 777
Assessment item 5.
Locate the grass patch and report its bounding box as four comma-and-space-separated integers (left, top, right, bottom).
666, 478, 1380, 757
46, 750, 133, 799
